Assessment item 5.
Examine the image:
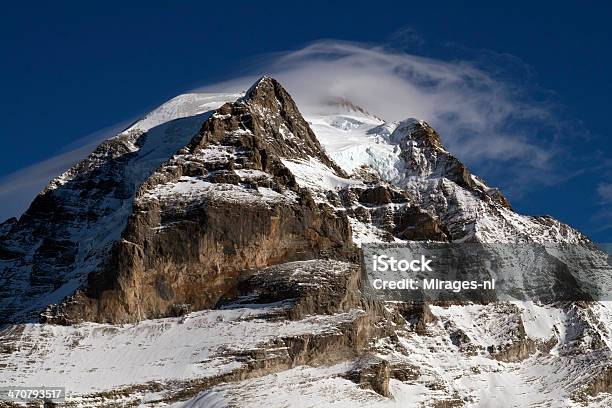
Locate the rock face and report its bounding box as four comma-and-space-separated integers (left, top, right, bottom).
43, 77, 355, 324
3, 77, 453, 325
0, 76, 611, 407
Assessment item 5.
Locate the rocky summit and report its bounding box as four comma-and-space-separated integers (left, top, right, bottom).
0, 77, 611, 407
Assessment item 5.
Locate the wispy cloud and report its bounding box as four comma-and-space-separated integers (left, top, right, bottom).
0, 39, 587, 222
0, 121, 132, 222
201, 40, 577, 196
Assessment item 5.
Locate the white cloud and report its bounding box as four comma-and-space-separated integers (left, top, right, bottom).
0, 39, 577, 222
200, 40, 567, 194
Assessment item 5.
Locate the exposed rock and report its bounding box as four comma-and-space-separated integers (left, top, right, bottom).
392, 301, 437, 335
579, 366, 612, 399
448, 326, 479, 356
485, 307, 537, 363
233, 260, 362, 319
43, 78, 354, 324
393, 205, 451, 241
357, 185, 406, 206
0, 112, 228, 322
390, 361, 420, 382
4, 259, 396, 407
432, 399, 465, 408
488, 338, 538, 363
337, 182, 451, 242
342, 355, 391, 397
0, 217, 17, 238
394, 121, 512, 211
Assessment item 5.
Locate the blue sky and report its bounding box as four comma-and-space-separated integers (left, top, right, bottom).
1, 1, 611, 241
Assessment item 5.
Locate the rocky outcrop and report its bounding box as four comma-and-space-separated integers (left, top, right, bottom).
0, 217, 16, 239
488, 337, 538, 363
393, 205, 451, 241
234, 260, 363, 319
343, 355, 391, 397
0, 101, 237, 323
335, 182, 452, 243
392, 301, 437, 335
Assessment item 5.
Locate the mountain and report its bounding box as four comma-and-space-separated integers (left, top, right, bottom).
0, 77, 610, 407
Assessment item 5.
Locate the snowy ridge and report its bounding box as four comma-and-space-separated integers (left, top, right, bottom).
127, 92, 243, 133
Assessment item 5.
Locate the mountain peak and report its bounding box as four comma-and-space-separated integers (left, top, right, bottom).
2, 68, 605, 407
244, 75, 282, 100
388, 119, 444, 150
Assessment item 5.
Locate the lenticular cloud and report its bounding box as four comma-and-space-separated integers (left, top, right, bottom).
200, 40, 565, 194
0, 40, 568, 221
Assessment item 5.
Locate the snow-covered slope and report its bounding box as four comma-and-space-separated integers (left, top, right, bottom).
2, 297, 363, 395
